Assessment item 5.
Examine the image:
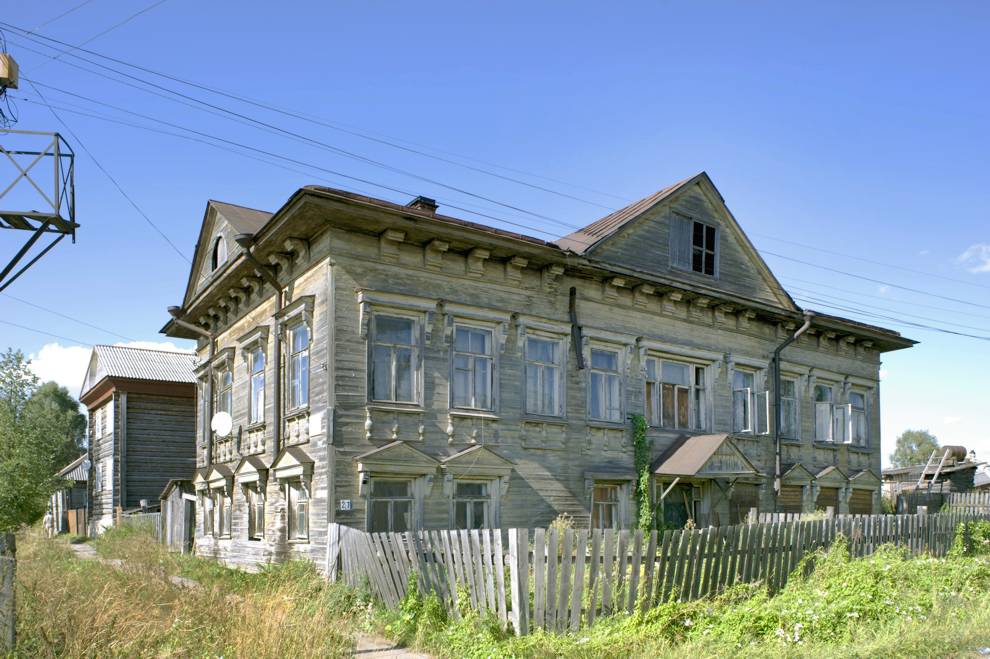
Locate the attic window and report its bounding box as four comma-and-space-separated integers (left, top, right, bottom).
211, 236, 227, 271
670, 216, 718, 277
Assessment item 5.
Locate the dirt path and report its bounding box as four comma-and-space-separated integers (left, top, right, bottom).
66, 540, 429, 658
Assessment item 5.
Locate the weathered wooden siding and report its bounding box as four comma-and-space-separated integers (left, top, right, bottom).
88, 397, 116, 533
124, 393, 196, 509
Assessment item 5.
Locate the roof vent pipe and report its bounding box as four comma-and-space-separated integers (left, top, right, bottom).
772, 310, 815, 496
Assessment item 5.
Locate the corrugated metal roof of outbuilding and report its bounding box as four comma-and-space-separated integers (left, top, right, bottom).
93, 344, 197, 384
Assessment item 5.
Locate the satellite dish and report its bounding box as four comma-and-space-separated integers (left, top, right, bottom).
211, 411, 233, 437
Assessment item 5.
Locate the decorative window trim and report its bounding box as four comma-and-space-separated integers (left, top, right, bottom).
449, 320, 499, 413
357, 290, 438, 340
272, 446, 314, 481
277, 295, 315, 334
210, 346, 236, 371
522, 331, 567, 418
637, 338, 723, 366
369, 311, 424, 406
515, 314, 571, 338
238, 325, 270, 352
586, 342, 626, 424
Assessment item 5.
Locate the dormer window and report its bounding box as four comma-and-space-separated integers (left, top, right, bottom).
670, 216, 718, 277
211, 236, 227, 271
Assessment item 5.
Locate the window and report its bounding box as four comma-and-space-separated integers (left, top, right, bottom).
248, 347, 265, 424
452, 326, 494, 410
369, 479, 413, 532
213, 490, 231, 538
850, 391, 868, 446
732, 370, 755, 433
525, 336, 563, 416
589, 348, 622, 422
670, 216, 718, 277
211, 236, 227, 270
246, 485, 265, 541
452, 481, 490, 529
645, 358, 707, 430
591, 484, 619, 530
288, 324, 310, 410
286, 479, 309, 541
371, 315, 418, 403
105, 402, 113, 436
814, 384, 834, 442
216, 367, 232, 416
780, 379, 799, 438
201, 493, 214, 536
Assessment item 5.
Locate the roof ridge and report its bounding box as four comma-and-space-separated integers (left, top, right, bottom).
208, 199, 272, 215
96, 344, 195, 356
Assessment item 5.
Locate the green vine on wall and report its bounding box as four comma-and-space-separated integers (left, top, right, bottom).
631, 414, 652, 530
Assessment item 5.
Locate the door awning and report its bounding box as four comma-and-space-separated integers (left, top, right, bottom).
652, 433, 761, 478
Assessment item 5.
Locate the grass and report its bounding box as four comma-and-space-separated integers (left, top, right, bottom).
12, 521, 990, 658
13, 525, 370, 658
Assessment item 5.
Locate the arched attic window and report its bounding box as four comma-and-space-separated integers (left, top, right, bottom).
211, 236, 228, 271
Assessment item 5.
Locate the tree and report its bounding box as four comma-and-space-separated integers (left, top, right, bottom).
0, 348, 82, 651
889, 429, 940, 468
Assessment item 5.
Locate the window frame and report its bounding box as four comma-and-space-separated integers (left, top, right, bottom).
247, 345, 266, 425
732, 369, 758, 434
212, 488, 232, 539
670, 214, 720, 278
644, 355, 709, 431
369, 312, 423, 406
245, 483, 265, 541
211, 235, 227, 271
368, 477, 416, 533
285, 478, 310, 542
814, 383, 835, 442
451, 480, 492, 530
588, 345, 623, 423
523, 332, 566, 418
848, 390, 869, 447
779, 377, 800, 439
286, 321, 311, 412
450, 322, 497, 412
691, 220, 718, 276
215, 366, 233, 417
590, 483, 621, 530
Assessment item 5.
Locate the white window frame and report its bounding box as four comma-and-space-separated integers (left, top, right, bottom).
285, 478, 309, 542
247, 346, 266, 425
450, 322, 496, 412
212, 488, 231, 539
814, 383, 835, 442
451, 480, 492, 530
588, 345, 623, 423
780, 377, 799, 439
644, 356, 709, 431
368, 477, 416, 533
369, 312, 423, 405
524, 332, 566, 417
286, 322, 311, 412
216, 366, 232, 417
848, 390, 869, 447
732, 369, 768, 434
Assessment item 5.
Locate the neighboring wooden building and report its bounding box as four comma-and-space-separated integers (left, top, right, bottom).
163, 174, 913, 570
882, 446, 983, 507
160, 479, 196, 553
79, 345, 197, 535
49, 454, 88, 535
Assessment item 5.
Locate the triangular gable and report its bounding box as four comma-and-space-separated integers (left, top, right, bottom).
192, 467, 209, 490
206, 465, 234, 490
441, 445, 513, 478
816, 465, 848, 487
781, 463, 816, 485
849, 469, 881, 489
272, 446, 314, 480
80, 348, 105, 399
234, 455, 270, 485
697, 439, 761, 478
557, 173, 797, 311
355, 441, 439, 476
181, 200, 273, 310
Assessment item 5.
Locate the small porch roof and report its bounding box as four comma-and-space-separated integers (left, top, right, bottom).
652, 433, 761, 479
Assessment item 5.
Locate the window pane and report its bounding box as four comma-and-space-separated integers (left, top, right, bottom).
781, 379, 795, 398
692, 248, 704, 272
661, 361, 689, 385
645, 359, 657, 380
733, 370, 754, 390
454, 327, 472, 352
372, 345, 392, 400
454, 502, 468, 529
455, 482, 486, 497
606, 374, 621, 421
850, 392, 865, 409
393, 501, 411, 532
472, 501, 487, 529
394, 348, 414, 402
525, 365, 540, 413
370, 501, 390, 532
676, 387, 689, 428
373, 480, 411, 497
733, 389, 750, 431
542, 367, 557, 414
704, 250, 715, 275
692, 221, 704, 247
705, 225, 716, 248
814, 385, 832, 403
528, 337, 555, 363
661, 383, 674, 427
591, 349, 617, 371
377, 316, 414, 345
292, 325, 309, 353
252, 349, 265, 374
590, 372, 604, 419
474, 358, 491, 408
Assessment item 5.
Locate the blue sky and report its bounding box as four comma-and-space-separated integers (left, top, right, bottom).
1, 1, 988, 465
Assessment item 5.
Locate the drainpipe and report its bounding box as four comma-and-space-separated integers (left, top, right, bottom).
772, 310, 815, 495
168, 306, 215, 467
235, 233, 284, 462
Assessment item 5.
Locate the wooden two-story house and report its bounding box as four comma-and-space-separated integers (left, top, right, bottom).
163, 173, 913, 569
79, 345, 198, 534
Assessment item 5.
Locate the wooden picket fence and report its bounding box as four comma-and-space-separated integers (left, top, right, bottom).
117, 511, 162, 542
328, 509, 990, 636
945, 491, 990, 514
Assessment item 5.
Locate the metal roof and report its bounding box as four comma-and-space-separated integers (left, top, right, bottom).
209, 199, 272, 234
652, 433, 759, 478
88, 344, 197, 389
57, 454, 88, 481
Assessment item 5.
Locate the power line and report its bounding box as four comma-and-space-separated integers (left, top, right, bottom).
0, 318, 91, 345
0, 19, 625, 208
794, 297, 990, 342
28, 0, 98, 33
25, 80, 192, 262
1, 292, 138, 341
753, 233, 990, 292
762, 250, 990, 311
4, 27, 591, 233
793, 290, 990, 333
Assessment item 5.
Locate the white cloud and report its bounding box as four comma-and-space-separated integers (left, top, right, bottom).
28, 340, 193, 399
957, 243, 990, 274
943, 415, 963, 425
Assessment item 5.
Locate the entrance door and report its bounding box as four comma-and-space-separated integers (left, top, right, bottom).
183, 499, 196, 553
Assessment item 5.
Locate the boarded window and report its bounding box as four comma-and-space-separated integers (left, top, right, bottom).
778, 485, 803, 513
816, 486, 839, 512
849, 489, 873, 515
